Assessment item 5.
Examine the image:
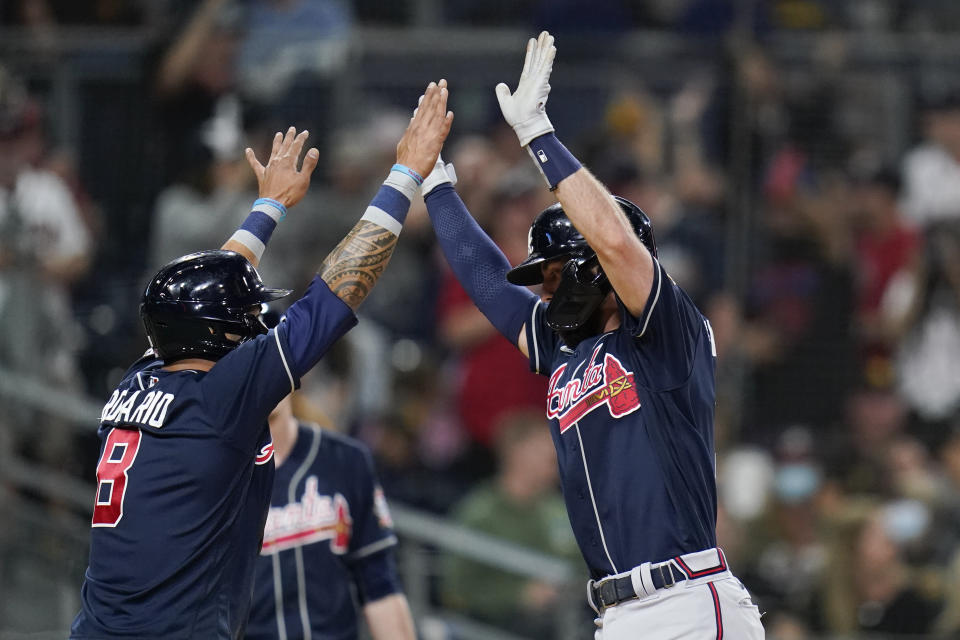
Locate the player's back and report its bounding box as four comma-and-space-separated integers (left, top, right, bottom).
71, 355, 275, 639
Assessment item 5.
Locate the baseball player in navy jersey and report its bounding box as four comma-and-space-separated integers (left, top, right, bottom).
420, 33, 764, 639
245, 394, 415, 640
70, 82, 452, 639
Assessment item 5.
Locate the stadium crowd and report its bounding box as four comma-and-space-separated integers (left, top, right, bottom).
4, 0, 960, 637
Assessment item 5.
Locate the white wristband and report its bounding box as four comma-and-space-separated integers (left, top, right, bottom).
383, 170, 420, 201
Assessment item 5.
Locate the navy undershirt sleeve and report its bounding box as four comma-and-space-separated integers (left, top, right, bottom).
349, 548, 402, 604
282, 275, 358, 378
425, 184, 539, 345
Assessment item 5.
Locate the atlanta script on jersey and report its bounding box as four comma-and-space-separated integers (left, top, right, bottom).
246, 425, 400, 640
71, 277, 357, 640
525, 258, 719, 579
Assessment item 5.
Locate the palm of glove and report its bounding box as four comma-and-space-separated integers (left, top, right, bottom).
496, 31, 556, 147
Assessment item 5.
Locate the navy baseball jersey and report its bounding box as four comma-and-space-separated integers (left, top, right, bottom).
71, 277, 356, 640
524, 258, 718, 579
246, 424, 400, 640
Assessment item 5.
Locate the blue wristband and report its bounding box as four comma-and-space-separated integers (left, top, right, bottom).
253, 197, 287, 221
240, 210, 278, 243
390, 164, 424, 186
228, 206, 280, 261
527, 133, 583, 190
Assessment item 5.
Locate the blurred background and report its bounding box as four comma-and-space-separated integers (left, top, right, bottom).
3, 0, 960, 638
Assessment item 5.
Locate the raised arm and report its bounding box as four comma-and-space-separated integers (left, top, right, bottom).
496, 31, 654, 317
224, 126, 318, 268
318, 80, 453, 310
226, 84, 451, 388
421, 162, 540, 358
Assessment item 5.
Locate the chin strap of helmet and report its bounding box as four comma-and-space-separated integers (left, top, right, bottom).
545, 255, 611, 332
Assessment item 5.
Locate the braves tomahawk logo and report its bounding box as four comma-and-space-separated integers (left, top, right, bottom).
255, 440, 275, 465
547, 344, 641, 432
261, 476, 352, 555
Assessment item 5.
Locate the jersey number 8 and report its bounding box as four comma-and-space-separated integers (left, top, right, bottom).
92, 428, 142, 527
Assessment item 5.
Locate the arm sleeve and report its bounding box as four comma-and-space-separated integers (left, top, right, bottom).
281, 275, 358, 378
349, 548, 402, 604
425, 184, 539, 346
346, 446, 400, 603
620, 258, 713, 389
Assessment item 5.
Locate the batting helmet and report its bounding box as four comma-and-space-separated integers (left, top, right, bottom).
141, 250, 291, 362
506, 196, 656, 331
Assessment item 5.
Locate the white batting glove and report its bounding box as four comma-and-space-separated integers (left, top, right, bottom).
421, 154, 457, 196
495, 31, 556, 147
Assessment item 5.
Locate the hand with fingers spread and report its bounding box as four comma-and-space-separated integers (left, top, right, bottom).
396, 79, 454, 180
496, 31, 556, 147
246, 126, 319, 209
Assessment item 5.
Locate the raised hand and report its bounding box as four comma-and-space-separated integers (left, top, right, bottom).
495, 31, 556, 147
245, 127, 319, 209
396, 80, 454, 179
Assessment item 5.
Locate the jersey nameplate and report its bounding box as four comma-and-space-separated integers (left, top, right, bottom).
100, 389, 175, 429
547, 344, 641, 433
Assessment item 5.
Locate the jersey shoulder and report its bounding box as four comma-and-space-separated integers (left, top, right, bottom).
314, 425, 372, 457
313, 426, 375, 470
118, 351, 164, 386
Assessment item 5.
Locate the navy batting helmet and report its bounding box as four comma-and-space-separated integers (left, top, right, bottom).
141, 250, 291, 362
506, 196, 656, 286
506, 196, 656, 332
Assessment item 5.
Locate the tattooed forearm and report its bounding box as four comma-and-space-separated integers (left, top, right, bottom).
319, 221, 398, 310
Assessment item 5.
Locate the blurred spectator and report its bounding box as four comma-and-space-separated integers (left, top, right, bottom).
927, 427, 960, 569
361, 356, 468, 515
742, 167, 858, 440
826, 385, 908, 496
153, 0, 242, 189
237, 0, 351, 103
653, 159, 727, 306
443, 411, 580, 636
901, 89, 960, 227
0, 67, 91, 385
815, 504, 942, 636
739, 428, 827, 622
850, 166, 920, 386
0, 68, 92, 467
148, 121, 254, 271
935, 427, 960, 635
436, 171, 549, 472
884, 222, 960, 434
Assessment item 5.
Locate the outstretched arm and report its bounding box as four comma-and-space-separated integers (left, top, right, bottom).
497, 31, 654, 317
318, 80, 453, 310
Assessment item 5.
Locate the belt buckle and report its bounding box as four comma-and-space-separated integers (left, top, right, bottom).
657, 563, 675, 589
595, 580, 612, 610
597, 582, 609, 609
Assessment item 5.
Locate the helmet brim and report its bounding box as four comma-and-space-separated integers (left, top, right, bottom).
506, 255, 548, 286
258, 287, 293, 303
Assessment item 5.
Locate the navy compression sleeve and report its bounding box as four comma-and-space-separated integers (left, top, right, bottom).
425, 184, 538, 344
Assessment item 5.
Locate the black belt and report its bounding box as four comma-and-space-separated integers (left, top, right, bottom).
590, 562, 685, 611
